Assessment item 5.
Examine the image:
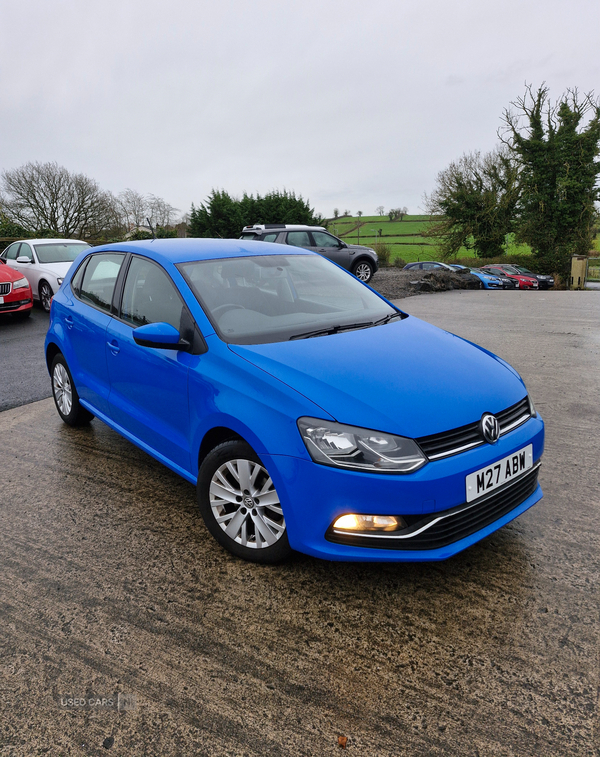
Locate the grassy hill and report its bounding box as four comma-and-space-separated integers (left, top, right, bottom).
324, 215, 534, 264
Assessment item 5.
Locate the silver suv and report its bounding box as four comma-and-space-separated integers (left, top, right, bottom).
240, 224, 379, 283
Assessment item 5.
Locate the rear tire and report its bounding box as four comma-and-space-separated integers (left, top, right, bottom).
352, 259, 374, 283
39, 281, 53, 312
51, 354, 94, 426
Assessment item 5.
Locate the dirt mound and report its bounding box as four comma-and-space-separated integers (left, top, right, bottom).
369, 268, 480, 299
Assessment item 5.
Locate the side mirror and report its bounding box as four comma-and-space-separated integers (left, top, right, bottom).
16, 256, 33, 263
133, 322, 190, 351
339, 241, 347, 249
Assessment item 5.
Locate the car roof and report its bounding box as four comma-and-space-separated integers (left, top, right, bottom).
15, 238, 89, 245
85, 238, 315, 266
242, 224, 327, 233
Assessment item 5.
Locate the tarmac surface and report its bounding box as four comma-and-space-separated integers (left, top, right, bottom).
0, 306, 51, 412
0, 289, 598, 756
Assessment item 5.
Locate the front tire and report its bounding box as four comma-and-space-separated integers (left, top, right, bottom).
352, 259, 374, 283
51, 354, 94, 426
197, 440, 291, 563
39, 281, 53, 312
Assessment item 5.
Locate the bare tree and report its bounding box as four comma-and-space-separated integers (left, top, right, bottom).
117, 188, 149, 229
376, 205, 385, 216
0, 162, 116, 238
387, 206, 408, 221
146, 194, 178, 228
116, 189, 178, 231
357, 210, 363, 218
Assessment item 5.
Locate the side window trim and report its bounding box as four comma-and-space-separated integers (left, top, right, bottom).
112, 253, 132, 316
70, 257, 90, 298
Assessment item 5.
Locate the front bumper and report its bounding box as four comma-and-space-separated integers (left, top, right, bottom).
0, 296, 33, 314
262, 415, 544, 562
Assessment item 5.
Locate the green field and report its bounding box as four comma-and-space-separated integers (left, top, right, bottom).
324, 215, 526, 263
324, 214, 599, 264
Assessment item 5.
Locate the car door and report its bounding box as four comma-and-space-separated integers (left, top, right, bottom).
5, 241, 39, 294
105, 255, 193, 472
310, 231, 352, 270
65, 252, 127, 417
2, 242, 22, 268
284, 231, 313, 250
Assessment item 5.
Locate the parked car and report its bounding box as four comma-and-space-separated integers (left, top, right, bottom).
45, 239, 544, 564
0, 259, 33, 318
403, 261, 456, 272
240, 224, 378, 283
481, 265, 539, 290
511, 265, 554, 289
1, 239, 90, 311
449, 265, 503, 290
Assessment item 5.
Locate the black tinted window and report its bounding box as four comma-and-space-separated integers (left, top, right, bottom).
3, 243, 21, 260
120, 256, 184, 330
286, 231, 312, 249
18, 243, 33, 261
312, 231, 339, 248
79, 254, 125, 312
70, 259, 89, 297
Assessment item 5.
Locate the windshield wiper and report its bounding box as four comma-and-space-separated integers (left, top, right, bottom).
289, 321, 374, 340
372, 311, 405, 326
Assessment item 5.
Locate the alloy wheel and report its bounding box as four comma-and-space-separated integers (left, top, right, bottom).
53, 363, 72, 416
40, 282, 53, 312
354, 262, 373, 282
209, 458, 286, 549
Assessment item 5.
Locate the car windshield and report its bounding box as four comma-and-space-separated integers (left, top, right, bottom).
178, 254, 398, 345
34, 243, 90, 264
501, 265, 520, 274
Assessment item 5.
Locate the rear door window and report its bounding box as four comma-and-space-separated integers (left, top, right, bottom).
285, 231, 312, 249
79, 254, 126, 312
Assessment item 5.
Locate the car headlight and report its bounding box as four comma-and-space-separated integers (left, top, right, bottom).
528, 394, 537, 417
13, 277, 29, 290
297, 417, 427, 473
57, 277, 64, 285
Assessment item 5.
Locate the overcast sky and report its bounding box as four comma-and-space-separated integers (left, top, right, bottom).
1, 0, 598, 220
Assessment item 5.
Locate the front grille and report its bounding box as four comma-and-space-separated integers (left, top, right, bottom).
416, 396, 531, 460
0, 282, 11, 295
327, 464, 540, 551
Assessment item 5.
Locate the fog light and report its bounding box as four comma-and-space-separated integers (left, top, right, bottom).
333, 513, 407, 532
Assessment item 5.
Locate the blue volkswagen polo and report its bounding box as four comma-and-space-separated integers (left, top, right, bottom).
45, 239, 544, 563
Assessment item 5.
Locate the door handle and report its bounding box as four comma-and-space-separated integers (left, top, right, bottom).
65, 316, 73, 329
107, 340, 120, 355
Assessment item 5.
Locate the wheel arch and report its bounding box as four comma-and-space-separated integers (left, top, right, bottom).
197, 426, 246, 471
45, 342, 62, 375
352, 255, 375, 269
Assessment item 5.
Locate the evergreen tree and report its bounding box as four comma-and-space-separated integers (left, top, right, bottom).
188, 189, 322, 238
501, 85, 600, 278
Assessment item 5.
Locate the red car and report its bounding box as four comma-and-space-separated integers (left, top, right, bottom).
0, 259, 33, 318
481, 265, 539, 290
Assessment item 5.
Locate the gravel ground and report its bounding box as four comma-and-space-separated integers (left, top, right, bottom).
369, 267, 480, 299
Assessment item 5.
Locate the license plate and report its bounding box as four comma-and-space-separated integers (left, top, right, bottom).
466, 445, 533, 502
